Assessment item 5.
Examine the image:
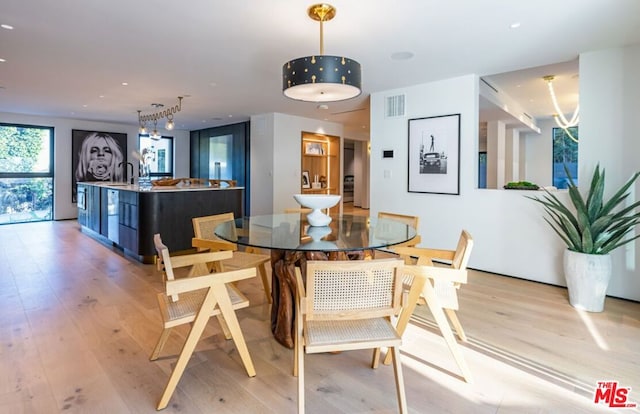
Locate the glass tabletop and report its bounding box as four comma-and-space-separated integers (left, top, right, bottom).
214, 213, 417, 252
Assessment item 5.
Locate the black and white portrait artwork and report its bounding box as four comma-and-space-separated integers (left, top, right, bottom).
408, 114, 460, 195
71, 130, 127, 202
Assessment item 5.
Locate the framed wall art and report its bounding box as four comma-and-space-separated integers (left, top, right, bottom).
302, 170, 311, 189
407, 114, 460, 195
71, 130, 127, 202
304, 141, 324, 155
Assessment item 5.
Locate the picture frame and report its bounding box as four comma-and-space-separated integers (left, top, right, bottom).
304, 141, 324, 155
408, 114, 460, 195
302, 170, 311, 189
71, 129, 127, 202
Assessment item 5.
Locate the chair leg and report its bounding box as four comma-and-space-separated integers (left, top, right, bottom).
149, 327, 172, 361
421, 283, 473, 383
445, 308, 467, 342
383, 277, 426, 366
216, 314, 233, 340
390, 346, 408, 414
212, 284, 256, 377
297, 337, 305, 413
258, 262, 272, 304
371, 348, 381, 369
157, 292, 220, 410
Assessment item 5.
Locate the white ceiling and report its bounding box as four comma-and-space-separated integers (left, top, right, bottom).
1, 0, 639, 138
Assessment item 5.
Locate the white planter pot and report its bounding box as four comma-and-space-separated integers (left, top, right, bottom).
563, 249, 612, 312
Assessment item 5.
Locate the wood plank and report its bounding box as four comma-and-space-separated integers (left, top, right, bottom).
0, 220, 638, 412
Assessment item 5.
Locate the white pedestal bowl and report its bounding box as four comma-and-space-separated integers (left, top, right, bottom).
293, 194, 341, 226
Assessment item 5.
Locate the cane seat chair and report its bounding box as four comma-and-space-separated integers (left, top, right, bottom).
284, 207, 312, 214
294, 258, 408, 413
151, 234, 257, 410
377, 212, 422, 262
192, 213, 272, 304
381, 230, 474, 383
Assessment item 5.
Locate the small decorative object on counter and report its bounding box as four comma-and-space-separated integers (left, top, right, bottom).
503, 181, 540, 190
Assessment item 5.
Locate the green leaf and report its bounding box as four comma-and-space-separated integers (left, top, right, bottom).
529, 165, 640, 254
586, 166, 604, 221
600, 171, 640, 216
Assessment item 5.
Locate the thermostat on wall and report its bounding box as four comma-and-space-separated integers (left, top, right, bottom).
382, 150, 394, 158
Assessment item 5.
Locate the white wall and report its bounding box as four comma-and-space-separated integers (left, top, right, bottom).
249, 113, 343, 215
369, 47, 640, 301
579, 44, 640, 300
249, 114, 275, 216
0, 112, 190, 220
523, 118, 554, 186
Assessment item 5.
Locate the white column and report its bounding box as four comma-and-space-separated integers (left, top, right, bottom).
486, 120, 506, 188
505, 128, 520, 182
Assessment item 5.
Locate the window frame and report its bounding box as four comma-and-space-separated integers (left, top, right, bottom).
0, 122, 55, 224
551, 126, 579, 189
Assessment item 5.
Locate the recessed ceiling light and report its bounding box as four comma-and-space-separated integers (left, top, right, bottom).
228, 115, 233, 118
0, 58, 5, 63
99, 95, 104, 98
510, 22, 521, 29
82, 104, 88, 108
121, 82, 128, 86
390, 51, 414, 61
1, 24, 14, 30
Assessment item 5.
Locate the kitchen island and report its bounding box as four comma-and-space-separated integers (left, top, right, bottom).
77, 182, 244, 263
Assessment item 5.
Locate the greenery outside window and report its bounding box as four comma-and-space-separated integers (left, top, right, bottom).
0, 123, 54, 224
139, 135, 174, 178
552, 127, 578, 189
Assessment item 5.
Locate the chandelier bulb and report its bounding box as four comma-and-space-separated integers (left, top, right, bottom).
165, 115, 174, 130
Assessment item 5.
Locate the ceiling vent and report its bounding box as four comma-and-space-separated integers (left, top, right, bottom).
385, 94, 406, 118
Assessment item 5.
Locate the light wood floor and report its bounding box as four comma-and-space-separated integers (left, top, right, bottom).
1, 220, 638, 413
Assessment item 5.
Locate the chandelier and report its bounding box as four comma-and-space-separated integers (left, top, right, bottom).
282, 3, 361, 102
138, 96, 183, 139
543, 75, 579, 142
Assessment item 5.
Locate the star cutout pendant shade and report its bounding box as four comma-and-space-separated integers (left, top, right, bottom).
282, 4, 362, 102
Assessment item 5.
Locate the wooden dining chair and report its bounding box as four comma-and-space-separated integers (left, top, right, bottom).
294, 258, 408, 414
192, 213, 272, 304
377, 211, 422, 262
284, 207, 312, 214
151, 234, 257, 410
380, 230, 474, 383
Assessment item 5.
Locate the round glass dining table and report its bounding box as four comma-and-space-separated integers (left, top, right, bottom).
215, 213, 418, 348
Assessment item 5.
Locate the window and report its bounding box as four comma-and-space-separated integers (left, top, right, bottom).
0, 123, 54, 224
139, 135, 174, 178
478, 151, 487, 188
552, 127, 578, 189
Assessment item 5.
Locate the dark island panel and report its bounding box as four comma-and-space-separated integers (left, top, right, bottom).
77, 183, 243, 263
136, 189, 243, 259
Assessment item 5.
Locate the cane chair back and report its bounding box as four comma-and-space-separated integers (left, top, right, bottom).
294, 258, 408, 413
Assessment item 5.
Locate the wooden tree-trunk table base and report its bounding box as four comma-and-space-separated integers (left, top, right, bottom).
270, 249, 369, 349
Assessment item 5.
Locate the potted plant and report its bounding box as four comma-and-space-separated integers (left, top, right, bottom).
529, 165, 640, 312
